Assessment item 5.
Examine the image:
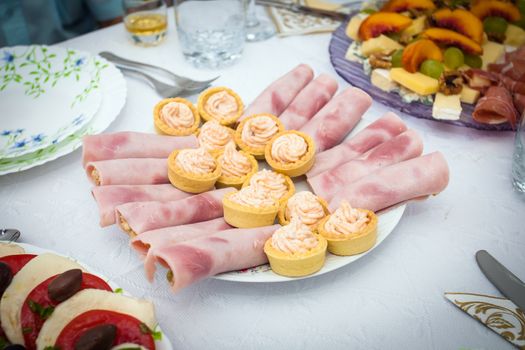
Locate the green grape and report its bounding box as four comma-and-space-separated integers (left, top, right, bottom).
419, 59, 444, 79
444, 47, 465, 69
387, 32, 401, 41
360, 8, 377, 14
517, 0, 525, 14
464, 54, 482, 68
483, 16, 508, 35
391, 49, 404, 68
513, 18, 525, 30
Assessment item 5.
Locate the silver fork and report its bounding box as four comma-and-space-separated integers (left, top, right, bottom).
99, 51, 218, 90
0, 229, 20, 242
118, 66, 210, 98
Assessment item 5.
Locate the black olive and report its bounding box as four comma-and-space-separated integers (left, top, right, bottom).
74, 324, 117, 350
0, 261, 13, 296
48, 269, 83, 302
4, 345, 26, 350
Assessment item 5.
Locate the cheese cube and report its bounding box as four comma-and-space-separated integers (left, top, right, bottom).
345, 42, 364, 62
504, 24, 525, 47
371, 69, 398, 92
460, 85, 480, 104
481, 41, 505, 69
432, 93, 462, 120
361, 35, 403, 57
401, 16, 427, 40
389, 68, 439, 96
345, 15, 366, 41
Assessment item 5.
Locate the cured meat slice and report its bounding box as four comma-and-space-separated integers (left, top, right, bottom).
308, 130, 424, 201
241, 64, 314, 119
115, 188, 232, 237
327, 152, 450, 212
472, 86, 519, 128
278, 74, 338, 130
499, 74, 525, 95
82, 131, 198, 166
489, 59, 525, 81
152, 225, 279, 292
299, 87, 372, 153
92, 184, 193, 227
85, 158, 168, 186
463, 69, 499, 92
515, 94, 525, 115
307, 112, 407, 177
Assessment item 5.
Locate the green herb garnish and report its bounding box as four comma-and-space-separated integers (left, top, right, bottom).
139, 323, 162, 341
28, 300, 55, 319
114, 287, 124, 294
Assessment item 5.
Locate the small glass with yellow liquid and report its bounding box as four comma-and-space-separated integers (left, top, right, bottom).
124, 0, 168, 46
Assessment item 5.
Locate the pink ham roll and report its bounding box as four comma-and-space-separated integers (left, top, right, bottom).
307, 112, 407, 177
151, 225, 279, 292
278, 74, 338, 130
92, 184, 193, 227
241, 64, 314, 119
85, 158, 168, 186
300, 87, 372, 152
82, 131, 198, 166
115, 188, 232, 237
308, 130, 424, 201
328, 152, 450, 212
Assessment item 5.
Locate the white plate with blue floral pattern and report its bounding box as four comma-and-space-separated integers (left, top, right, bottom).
0, 46, 102, 158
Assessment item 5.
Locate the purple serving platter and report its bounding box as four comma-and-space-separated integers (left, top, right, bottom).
329, 18, 512, 131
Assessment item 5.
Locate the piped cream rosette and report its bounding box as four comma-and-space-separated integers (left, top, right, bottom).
265, 130, 316, 177
215, 141, 258, 189
153, 97, 200, 136
198, 86, 244, 126
242, 169, 295, 205
234, 114, 284, 159
222, 186, 280, 228
264, 218, 327, 277
317, 200, 378, 256
168, 147, 221, 193
278, 191, 330, 232
197, 120, 235, 155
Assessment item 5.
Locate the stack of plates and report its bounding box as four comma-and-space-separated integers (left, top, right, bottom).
0, 45, 126, 175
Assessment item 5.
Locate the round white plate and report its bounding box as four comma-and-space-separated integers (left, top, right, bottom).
14, 242, 173, 350
0, 53, 126, 175
0, 46, 102, 158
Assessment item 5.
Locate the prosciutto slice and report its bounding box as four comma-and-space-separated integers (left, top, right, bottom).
499, 74, 525, 95
241, 64, 314, 119
308, 129, 424, 201
307, 112, 407, 177
85, 158, 168, 186
473, 86, 519, 128
327, 152, 450, 212
299, 87, 372, 153
115, 188, 232, 236
92, 184, 193, 227
151, 225, 279, 292
463, 69, 499, 92
489, 59, 525, 82
82, 132, 198, 166
278, 74, 338, 130
515, 94, 525, 115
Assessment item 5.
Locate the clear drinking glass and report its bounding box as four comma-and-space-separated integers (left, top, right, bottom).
123, 0, 168, 46
245, 0, 276, 42
512, 111, 525, 193
174, 0, 246, 68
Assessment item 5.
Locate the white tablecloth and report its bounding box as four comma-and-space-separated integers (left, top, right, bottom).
1, 9, 524, 350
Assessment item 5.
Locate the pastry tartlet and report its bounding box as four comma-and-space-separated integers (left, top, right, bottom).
153, 98, 200, 136
264, 218, 327, 277
198, 86, 244, 126
243, 169, 295, 205
235, 114, 284, 159
167, 147, 221, 193
216, 142, 258, 189
197, 120, 235, 155
278, 191, 330, 231
222, 186, 279, 228
265, 130, 316, 177
318, 200, 378, 256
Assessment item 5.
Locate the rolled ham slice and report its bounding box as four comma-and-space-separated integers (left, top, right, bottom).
327, 152, 450, 212
472, 86, 519, 128
241, 64, 314, 119
515, 94, 525, 115
92, 184, 193, 227
115, 188, 232, 237
489, 59, 525, 82
308, 129, 424, 201
307, 112, 407, 177
151, 225, 279, 292
85, 158, 168, 186
278, 74, 338, 130
299, 87, 372, 153
499, 74, 525, 95
82, 132, 198, 166
463, 69, 499, 93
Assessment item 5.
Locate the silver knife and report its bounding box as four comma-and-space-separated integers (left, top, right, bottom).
475, 250, 525, 311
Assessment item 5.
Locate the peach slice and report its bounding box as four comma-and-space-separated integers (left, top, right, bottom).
401, 39, 443, 73
432, 8, 484, 44
358, 12, 413, 41
381, 0, 436, 12
471, 1, 521, 22
422, 28, 483, 55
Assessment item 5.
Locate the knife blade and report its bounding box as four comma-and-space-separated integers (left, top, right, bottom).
255, 0, 348, 21
475, 250, 525, 311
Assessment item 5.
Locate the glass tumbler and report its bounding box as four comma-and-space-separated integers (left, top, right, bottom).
123, 0, 168, 46
512, 111, 525, 193
174, 0, 246, 68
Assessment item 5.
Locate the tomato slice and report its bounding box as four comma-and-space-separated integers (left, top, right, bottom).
21, 272, 112, 350
55, 310, 155, 350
